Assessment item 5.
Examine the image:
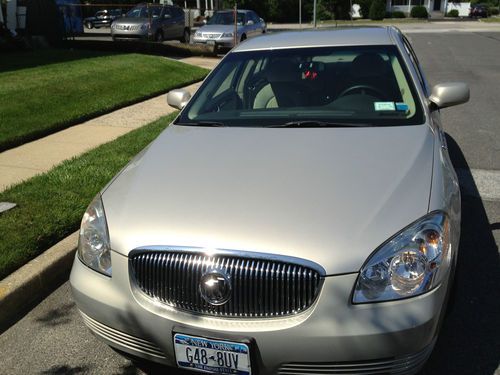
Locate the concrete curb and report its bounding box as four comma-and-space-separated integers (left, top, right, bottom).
0, 231, 79, 332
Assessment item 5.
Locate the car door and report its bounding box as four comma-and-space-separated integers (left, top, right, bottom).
160, 7, 176, 39
172, 7, 185, 39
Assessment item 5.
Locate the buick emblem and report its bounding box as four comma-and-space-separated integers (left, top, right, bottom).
199, 270, 231, 306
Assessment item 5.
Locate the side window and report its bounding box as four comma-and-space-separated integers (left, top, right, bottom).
174, 8, 184, 18
402, 37, 429, 95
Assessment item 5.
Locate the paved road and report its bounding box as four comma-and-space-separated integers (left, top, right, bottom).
0, 32, 499, 375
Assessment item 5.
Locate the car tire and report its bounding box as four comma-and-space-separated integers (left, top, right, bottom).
181, 28, 190, 44
155, 30, 164, 43
85, 21, 93, 29
240, 34, 247, 43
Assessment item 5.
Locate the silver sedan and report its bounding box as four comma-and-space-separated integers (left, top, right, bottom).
193, 9, 266, 49
71, 27, 469, 375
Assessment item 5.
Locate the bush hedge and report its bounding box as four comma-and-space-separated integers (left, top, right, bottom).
446, 9, 459, 17
392, 11, 406, 18
369, 0, 387, 20
411, 5, 428, 18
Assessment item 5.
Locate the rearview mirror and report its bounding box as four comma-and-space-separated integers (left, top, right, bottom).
429, 82, 469, 109
167, 89, 191, 110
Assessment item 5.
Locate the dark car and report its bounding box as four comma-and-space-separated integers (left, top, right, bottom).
469, 4, 489, 17
84, 9, 122, 29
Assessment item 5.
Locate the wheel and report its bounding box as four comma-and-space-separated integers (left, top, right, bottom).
240, 34, 247, 44
155, 30, 164, 43
180, 28, 190, 44
337, 85, 387, 100
85, 21, 93, 29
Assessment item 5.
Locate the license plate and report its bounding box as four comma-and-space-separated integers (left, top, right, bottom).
207, 40, 215, 45
174, 333, 251, 374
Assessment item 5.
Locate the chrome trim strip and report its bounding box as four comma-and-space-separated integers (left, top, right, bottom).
130, 246, 326, 276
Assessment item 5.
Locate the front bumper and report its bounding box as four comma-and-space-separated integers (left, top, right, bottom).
70, 251, 447, 374
111, 29, 149, 40
192, 36, 235, 48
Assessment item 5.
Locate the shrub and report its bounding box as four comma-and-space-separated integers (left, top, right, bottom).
357, 0, 373, 18
490, 7, 500, 15
369, 0, 387, 20
410, 5, 428, 18
446, 9, 459, 17
392, 10, 406, 18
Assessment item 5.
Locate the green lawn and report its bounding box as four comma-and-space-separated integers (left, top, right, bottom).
0, 113, 175, 280
0, 49, 207, 151
480, 17, 500, 22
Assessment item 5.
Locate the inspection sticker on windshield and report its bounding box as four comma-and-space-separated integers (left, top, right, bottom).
396, 102, 409, 112
374, 102, 396, 111
174, 333, 251, 374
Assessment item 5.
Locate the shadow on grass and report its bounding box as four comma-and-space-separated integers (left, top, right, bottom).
0, 48, 121, 73
420, 134, 500, 375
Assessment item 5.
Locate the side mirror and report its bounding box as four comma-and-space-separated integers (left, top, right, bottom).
167, 89, 191, 110
246, 20, 254, 25
429, 82, 469, 109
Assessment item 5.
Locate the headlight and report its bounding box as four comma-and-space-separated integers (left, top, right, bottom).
353, 211, 451, 303
222, 32, 234, 38
195, 32, 202, 37
77, 194, 112, 276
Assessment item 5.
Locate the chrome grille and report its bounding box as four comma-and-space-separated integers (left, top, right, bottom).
130, 250, 323, 318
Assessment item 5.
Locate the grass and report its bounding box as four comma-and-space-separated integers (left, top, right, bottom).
480, 17, 500, 22
0, 113, 175, 280
0, 48, 208, 151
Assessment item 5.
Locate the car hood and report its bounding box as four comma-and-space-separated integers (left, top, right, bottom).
103, 124, 435, 275
198, 24, 243, 33
113, 17, 149, 25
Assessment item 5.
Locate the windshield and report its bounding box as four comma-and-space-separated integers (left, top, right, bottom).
207, 11, 246, 26
126, 6, 161, 18
179, 46, 425, 127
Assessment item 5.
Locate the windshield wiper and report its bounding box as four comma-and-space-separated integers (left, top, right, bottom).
176, 121, 226, 127
267, 121, 373, 128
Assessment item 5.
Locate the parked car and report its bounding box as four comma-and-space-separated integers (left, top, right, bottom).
71, 27, 469, 375
84, 9, 122, 29
469, 4, 489, 17
193, 9, 266, 50
111, 3, 190, 43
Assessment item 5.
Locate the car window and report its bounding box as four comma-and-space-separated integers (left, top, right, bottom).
207, 11, 246, 26
127, 6, 161, 18
180, 45, 425, 127
402, 36, 429, 95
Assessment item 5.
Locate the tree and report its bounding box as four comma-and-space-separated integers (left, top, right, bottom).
357, 0, 373, 18
369, 0, 386, 20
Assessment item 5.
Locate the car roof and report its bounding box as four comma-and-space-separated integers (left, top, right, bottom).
233, 27, 397, 52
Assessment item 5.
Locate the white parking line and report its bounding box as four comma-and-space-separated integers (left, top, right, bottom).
456, 168, 500, 201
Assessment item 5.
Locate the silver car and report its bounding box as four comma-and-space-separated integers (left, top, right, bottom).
193, 9, 266, 49
111, 4, 190, 43
71, 27, 469, 374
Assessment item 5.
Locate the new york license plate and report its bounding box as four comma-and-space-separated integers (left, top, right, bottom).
174, 333, 251, 374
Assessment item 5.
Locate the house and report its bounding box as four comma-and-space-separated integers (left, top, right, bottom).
386, 0, 471, 17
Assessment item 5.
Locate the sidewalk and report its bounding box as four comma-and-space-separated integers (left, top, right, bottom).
0, 56, 219, 193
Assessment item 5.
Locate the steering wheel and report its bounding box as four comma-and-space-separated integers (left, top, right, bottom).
338, 85, 387, 100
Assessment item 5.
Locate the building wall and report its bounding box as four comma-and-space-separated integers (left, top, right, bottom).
445, 2, 471, 16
